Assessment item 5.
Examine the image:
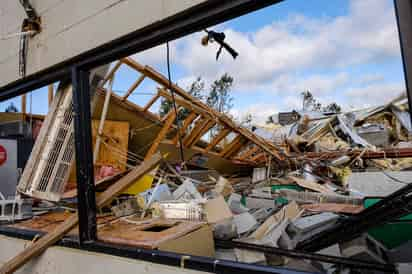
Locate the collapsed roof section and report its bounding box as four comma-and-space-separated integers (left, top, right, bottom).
100, 57, 288, 166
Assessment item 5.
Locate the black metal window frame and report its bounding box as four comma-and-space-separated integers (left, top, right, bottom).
0, 0, 410, 273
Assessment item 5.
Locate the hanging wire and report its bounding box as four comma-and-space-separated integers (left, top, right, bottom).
166, 41, 185, 164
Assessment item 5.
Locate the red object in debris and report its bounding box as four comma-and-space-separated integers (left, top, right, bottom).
95, 165, 120, 181
0, 145, 7, 166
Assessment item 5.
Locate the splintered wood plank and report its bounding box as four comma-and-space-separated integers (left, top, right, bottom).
0, 153, 162, 274
205, 128, 230, 152
172, 112, 197, 145
145, 111, 176, 160
122, 74, 145, 101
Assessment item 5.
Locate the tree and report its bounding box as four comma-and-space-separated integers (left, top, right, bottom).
300, 90, 341, 113
206, 73, 234, 114
301, 90, 321, 111
5, 102, 18, 113
159, 77, 205, 119
323, 102, 341, 113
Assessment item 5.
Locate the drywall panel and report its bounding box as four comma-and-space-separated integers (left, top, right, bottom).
0, 0, 206, 87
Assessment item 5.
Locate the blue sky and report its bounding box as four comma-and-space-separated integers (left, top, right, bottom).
1, 0, 406, 125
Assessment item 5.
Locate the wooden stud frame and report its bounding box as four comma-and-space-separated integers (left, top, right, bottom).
98, 57, 286, 165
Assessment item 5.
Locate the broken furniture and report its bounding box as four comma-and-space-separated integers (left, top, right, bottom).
0, 198, 32, 222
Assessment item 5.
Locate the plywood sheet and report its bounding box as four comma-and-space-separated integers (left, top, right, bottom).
67, 119, 129, 183
91, 120, 129, 170
92, 90, 163, 156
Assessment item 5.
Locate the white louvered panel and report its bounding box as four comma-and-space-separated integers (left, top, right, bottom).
18, 85, 75, 202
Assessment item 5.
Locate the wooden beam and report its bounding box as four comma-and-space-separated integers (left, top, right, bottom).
48, 84, 54, 108
219, 135, 242, 157
205, 128, 230, 152
182, 117, 207, 146
237, 145, 260, 161
189, 120, 216, 147
172, 112, 197, 145
225, 139, 249, 158
222, 137, 247, 158
187, 120, 215, 148
251, 152, 265, 162
21, 94, 26, 116
122, 58, 285, 160
158, 89, 208, 118
0, 153, 162, 274
145, 111, 176, 160
143, 92, 160, 112
121, 74, 145, 101
161, 106, 183, 122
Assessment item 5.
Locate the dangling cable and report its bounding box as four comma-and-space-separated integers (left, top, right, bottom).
166, 42, 185, 164
18, 0, 41, 78
19, 30, 29, 77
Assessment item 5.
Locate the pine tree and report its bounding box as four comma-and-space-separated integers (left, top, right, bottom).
5, 102, 18, 113
206, 73, 234, 113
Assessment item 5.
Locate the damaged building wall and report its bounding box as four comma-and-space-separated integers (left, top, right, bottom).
0, 0, 206, 87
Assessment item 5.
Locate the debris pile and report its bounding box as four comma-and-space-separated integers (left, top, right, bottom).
1, 57, 411, 274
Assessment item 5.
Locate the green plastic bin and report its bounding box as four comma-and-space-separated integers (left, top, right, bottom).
364, 197, 412, 249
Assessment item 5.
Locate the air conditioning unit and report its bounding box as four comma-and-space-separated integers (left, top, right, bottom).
17, 66, 109, 202
17, 84, 75, 201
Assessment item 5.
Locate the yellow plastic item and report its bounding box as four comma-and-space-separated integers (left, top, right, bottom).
122, 153, 168, 195
122, 167, 158, 195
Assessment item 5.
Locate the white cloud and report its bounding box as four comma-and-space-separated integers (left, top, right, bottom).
268, 72, 349, 96
230, 103, 278, 126
175, 0, 400, 94
128, 0, 404, 113
343, 83, 405, 109
357, 73, 386, 85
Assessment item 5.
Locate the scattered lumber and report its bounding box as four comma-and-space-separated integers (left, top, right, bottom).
0, 152, 162, 274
